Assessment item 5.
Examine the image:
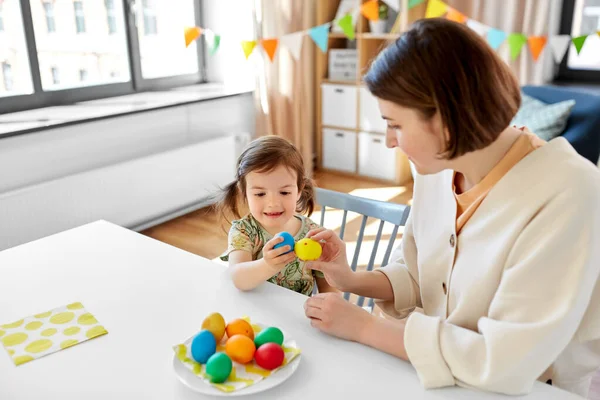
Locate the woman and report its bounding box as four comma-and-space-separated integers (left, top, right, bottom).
304, 18, 600, 397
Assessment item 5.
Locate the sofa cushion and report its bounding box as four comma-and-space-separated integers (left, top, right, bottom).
511, 93, 576, 141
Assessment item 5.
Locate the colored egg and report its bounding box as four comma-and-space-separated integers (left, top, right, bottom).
254, 343, 284, 370
225, 334, 256, 364
190, 330, 216, 364
206, 352, 232, 383
201, 312, 226, 342
273, 232, 294, 254
225, 318, 254, 340
254, 327, 284, 348
294, 238, 322, 261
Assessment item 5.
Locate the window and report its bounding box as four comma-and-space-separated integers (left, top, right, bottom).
142, 0, 157, 35
558, 0, 600, 82
51, 67, 60, 85
2, 62, 13, 91
43, 2, 56, 33
0, 2, 4, 32
105, 0, 117, 34
136, 0, 199, 79
74, 1, 86, 34
1, 0, 204, 114
0, 1, 33, 98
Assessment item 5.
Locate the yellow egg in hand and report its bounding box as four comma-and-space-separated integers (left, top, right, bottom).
295, 238, 322, 261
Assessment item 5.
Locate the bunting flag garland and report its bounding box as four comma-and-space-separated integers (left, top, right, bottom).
572, 35, 588, 55
487, 28, 507, 50
446, 7, 467, 24
361, 0, 380, 21
425, 0, 448, 18
337, 14, 356, 40
280, 31, 304, 60
550, 35, 572, 63
241, 40, 257, 59
184, 26, 201, 47
528, 36, 548, 61
408, 0, 426, 9
261, 39, 279, 61
507, 33, 528, 61
309, 23, 331, 53
182, 0, 597, 66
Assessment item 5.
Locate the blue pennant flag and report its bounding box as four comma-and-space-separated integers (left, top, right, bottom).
309, 23, 330, 53
487, 28, 507, 50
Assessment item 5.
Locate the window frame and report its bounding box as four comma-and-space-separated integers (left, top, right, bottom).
74, 0, 86, 34
556, 0, 600, 83
0, 0, 207, 114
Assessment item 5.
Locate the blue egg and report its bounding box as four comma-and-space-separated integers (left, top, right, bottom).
274, 232, 295, 254
191, 330, 216, 364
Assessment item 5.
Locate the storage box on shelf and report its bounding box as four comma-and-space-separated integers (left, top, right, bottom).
315, 0, 413, 185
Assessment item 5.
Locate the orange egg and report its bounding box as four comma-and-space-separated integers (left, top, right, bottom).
225, 318, 254, 340
225, 334, 256, 364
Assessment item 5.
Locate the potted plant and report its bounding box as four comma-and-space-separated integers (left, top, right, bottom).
369, 1, 389, 34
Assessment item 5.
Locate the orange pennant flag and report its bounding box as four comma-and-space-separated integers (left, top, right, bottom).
241, 40, 257, 59
361, 0, 379, 21
184, 26, 202, 47
528, 36, 548, 61
446, 8, 467, 24
261, 38, 279, 62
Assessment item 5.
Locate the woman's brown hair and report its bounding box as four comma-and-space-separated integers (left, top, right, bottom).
363, 18, 521, 159
215, 135, 315, 221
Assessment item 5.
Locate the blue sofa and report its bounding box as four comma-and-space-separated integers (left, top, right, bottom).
521, 85, 600, 165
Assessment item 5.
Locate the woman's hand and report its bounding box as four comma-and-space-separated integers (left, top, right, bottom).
305, 228, 355, 292
263, 236, 296, 272
304, 292, 374, 342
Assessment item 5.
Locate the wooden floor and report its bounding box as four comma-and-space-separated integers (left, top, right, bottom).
141, 171, 600, 400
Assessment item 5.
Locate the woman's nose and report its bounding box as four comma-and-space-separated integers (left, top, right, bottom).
386, 133, 397, 149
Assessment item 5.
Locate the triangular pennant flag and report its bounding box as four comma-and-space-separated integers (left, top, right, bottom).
597, 30, 600, 37
408, 0, 426, 9
385, 0, 401, 12
549, 35, 571, 63
425, 0, 448, 18
184, 26, 201, 48
280, 31, 304, 60
261, 38, 279, 62
507, 33, 527, 61
528, 36, 548, 61
572, 35, 588, 55
446, 7, 467, 24
361, 0, 379, 21
487, 28, 507, 50
337, 14, 355, 40
204, 30, 221, 55
309, 23, 330, 53
241, 40, 257, 59
466, 19, 488, 37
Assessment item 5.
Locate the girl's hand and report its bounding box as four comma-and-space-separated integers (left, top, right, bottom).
305, 228, 355, 292
263, 236, 296, 272
304, 293, 374, 342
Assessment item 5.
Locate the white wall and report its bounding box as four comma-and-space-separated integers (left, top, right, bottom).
0, 94, 255, 251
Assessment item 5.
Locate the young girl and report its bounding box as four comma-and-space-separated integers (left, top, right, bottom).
217, 135, 336, 296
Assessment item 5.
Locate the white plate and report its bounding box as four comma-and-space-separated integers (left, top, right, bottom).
172, 352, 301, 396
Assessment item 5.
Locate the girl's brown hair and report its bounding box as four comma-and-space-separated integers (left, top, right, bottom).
215, 135, 316, 221
364, 18, 521, 159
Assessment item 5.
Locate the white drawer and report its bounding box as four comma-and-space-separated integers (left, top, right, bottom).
358, 132, 396, 181
359, 86, 387, 133
321, 84, 357, 129
323, 128, 356, 173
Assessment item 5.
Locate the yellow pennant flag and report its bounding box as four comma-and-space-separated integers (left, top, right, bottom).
241, 40, 257, 59
425, 0, 448, 18
184, 26, 202, 47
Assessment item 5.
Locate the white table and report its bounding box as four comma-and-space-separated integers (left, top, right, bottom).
0, 221, 581, 399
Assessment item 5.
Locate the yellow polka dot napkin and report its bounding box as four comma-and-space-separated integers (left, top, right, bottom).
173, 320, 301, 393
0, 302, 107, 366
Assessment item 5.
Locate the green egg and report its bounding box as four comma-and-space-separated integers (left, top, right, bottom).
206, 353, 232, 383
254, 327, 284, 348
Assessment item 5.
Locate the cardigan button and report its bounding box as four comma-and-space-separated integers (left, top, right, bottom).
449, 234, 456, 248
